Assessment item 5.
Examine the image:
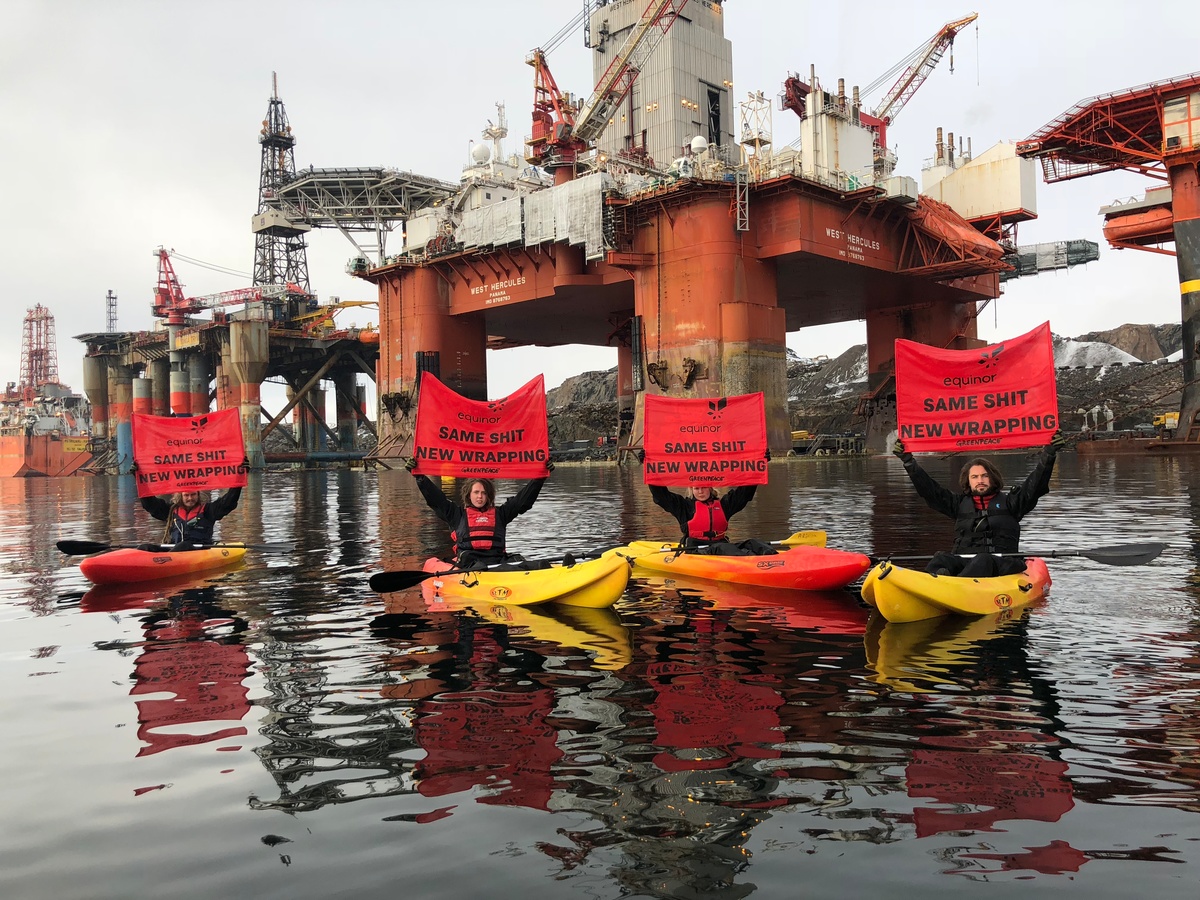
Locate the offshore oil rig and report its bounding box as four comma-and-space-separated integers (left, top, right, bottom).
349, 1, 1098, 454
77, 76, 381, 472
78, 1, 1123, 469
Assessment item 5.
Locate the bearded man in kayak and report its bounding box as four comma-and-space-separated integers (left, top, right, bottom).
638, 449, 775, 556
407, 458, 550, 569
892, 432, 1066, 577
139, 486, 243, 550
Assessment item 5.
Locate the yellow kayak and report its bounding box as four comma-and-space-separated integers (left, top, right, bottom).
860, 558, 1051, 623
421, 551, 631, 609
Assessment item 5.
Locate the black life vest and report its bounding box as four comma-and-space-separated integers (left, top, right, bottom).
953, 492, 1021, 554
455, 507, 500, 554
687, 498, 729, 543
168, 504, 214, 545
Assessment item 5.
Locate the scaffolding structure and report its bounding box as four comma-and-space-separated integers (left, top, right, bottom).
19, 304, 59, 401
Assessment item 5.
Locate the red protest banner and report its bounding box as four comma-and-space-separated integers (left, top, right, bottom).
413, 373, 550, 479
132, 409, 247, 498
643, 393, 768, 487
895, 322, 1058, 453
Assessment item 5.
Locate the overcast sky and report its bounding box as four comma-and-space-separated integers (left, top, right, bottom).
2, 0, 1195, 402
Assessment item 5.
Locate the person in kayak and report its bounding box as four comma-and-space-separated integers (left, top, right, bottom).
139, 486, 244, 550
892, 431, 1066, 577
407, 458, 550, 569
638, 449, 775, 555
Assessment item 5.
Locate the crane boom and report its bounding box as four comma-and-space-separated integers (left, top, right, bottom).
573, 0, 690, 144
872, 12, 977, 124
152, 247, 291, 318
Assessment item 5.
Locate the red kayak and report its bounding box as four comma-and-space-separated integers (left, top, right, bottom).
79, 546, 247, 586
616, 541, 872, 591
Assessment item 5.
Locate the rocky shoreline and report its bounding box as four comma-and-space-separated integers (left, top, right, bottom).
545, 323, 1184, 448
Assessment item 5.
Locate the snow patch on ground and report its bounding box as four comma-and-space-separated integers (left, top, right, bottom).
1053, 338, 1140, 368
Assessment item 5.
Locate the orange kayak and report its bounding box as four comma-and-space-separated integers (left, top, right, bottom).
617, 541, 872, 591
79, 546, 247, 585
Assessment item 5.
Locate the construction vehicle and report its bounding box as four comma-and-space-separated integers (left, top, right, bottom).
1153, 411, 1179, 437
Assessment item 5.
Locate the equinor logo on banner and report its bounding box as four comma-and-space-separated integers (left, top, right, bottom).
895, 322, 1058, 453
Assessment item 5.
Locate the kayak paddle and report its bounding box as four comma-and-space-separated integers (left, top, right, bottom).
874, 542, 1167, 567
774, 530, 827, 548
57, 539, 295, 556
369, 569, 457, 593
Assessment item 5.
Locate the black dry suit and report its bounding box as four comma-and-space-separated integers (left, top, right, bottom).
900, 448, 1057, 554
414, 474, 545, 565
140, 487, 243, 545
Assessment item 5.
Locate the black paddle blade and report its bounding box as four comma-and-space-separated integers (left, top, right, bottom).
369, 569, 441, 593
57, 540, 111, 555
1073, 542, 1167, 566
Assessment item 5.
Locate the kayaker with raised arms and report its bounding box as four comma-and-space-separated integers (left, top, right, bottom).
407, 457, 550, 569
637, 449, 775, 556
892, 432, 1066, 577
139, 485, 243, 550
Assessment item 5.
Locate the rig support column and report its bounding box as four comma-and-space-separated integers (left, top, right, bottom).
109, 365, 134, 474
314, 388, 328, 451
334, 372, 358, 450
230, 320, 269, 468
376, 266, 487, 447
219, 340, 241, 413
150, 358, 170, 416
132, 377, 153, 417
167, 323, 191, 416
617, 342, 635, 446
863, 303, 984, 450
189, 354, 211, 416
631, 197, 789, 451
1171, 156, 1200, 435
81, 356, 109, 442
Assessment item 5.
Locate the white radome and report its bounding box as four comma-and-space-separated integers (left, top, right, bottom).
690, 135, 709, 155
471, 143, 492, 164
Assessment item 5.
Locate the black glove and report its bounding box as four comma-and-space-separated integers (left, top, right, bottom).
893, 438, 912, 461
546, 461, 555, 473
404, 457, 418, 472
129, 461, 138, 472
764, 448, 771, 461
1050, 430, 1067, 454
240, 456, 249, 470
635, 448, 646, 464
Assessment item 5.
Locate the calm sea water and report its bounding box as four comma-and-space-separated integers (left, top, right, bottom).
2, 453, 1198, 899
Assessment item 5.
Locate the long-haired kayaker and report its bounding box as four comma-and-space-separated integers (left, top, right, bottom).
406, 457, 551, 570
892, 431, 1066, 578
637, 448, 775, 556
139, 487, 243, 549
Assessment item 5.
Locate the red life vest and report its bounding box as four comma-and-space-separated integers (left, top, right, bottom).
168, 503, 213, 544
687, 498, 728, 542
454, 506, 498, 553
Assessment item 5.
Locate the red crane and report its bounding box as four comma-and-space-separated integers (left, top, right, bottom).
525, 0, 689, 172
152, 247, 296, 322
783, 13, 978, 170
